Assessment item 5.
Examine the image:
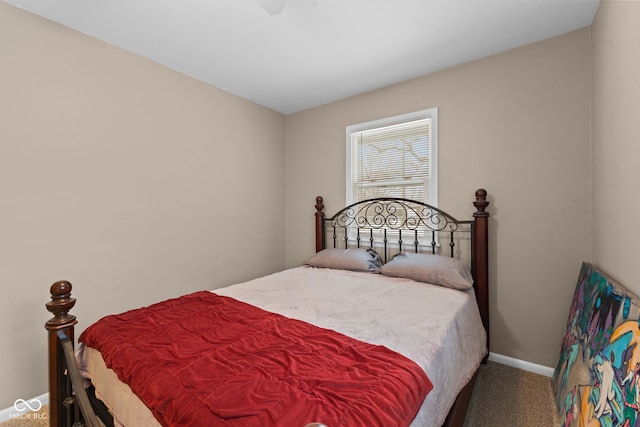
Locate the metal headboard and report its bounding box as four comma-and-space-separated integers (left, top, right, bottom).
317, 197, 473, 263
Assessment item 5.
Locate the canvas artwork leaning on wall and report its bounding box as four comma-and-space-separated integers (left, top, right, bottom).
553, 262, 640, 426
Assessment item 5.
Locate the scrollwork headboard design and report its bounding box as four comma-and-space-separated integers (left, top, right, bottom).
325, 197, 465, 258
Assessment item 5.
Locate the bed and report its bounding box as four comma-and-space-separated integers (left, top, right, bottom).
45, 189, 490, 427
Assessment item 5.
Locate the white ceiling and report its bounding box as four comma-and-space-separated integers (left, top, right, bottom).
6, 0, 599, 114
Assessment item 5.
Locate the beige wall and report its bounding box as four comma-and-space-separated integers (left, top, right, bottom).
591, 0, 640, 292
285, 29, 592, 368
0, 3, 285, 409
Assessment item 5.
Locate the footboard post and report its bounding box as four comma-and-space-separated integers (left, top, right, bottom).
315, 196, 325, 252
45, 281, 77, 427
472, 189, 490, 360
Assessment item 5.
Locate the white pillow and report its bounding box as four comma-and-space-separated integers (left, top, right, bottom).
380, 252, 473, 290
305, 248, 383, 273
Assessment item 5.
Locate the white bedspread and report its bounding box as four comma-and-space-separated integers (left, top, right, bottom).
81, 266, 487, 426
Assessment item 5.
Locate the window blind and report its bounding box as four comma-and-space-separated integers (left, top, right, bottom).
350, 117, 432, 203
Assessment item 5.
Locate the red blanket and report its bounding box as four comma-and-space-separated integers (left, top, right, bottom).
80, 291, 432, 426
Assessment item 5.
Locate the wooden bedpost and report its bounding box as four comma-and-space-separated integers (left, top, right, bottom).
315, 196, 325, 253
45, 281, 77, 427
472, 189, 490, 358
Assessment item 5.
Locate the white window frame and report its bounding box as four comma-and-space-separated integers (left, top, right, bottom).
345, 107, 438, 207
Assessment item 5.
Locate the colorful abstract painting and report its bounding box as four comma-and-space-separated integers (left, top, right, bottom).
553, 262, 640, 427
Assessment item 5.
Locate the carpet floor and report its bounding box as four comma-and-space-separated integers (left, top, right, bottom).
1, 361, 560, 426
464, 361, 561, 427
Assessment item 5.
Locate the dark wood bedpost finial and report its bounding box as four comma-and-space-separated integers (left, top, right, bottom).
46, 280, 78, 427
315, 196, 324, 215
471, 189, 490, 361
472, 188, 489, 218
46, 281, 77, 329
315, 196, 325, 253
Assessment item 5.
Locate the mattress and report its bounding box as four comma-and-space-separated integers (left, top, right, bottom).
78, 266, 487, 426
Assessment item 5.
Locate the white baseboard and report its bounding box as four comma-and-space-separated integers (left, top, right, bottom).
0, 393, 49, 423
488, 352, 555, 378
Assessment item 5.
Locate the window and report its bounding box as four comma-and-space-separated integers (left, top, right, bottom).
346, 108, 438, 207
